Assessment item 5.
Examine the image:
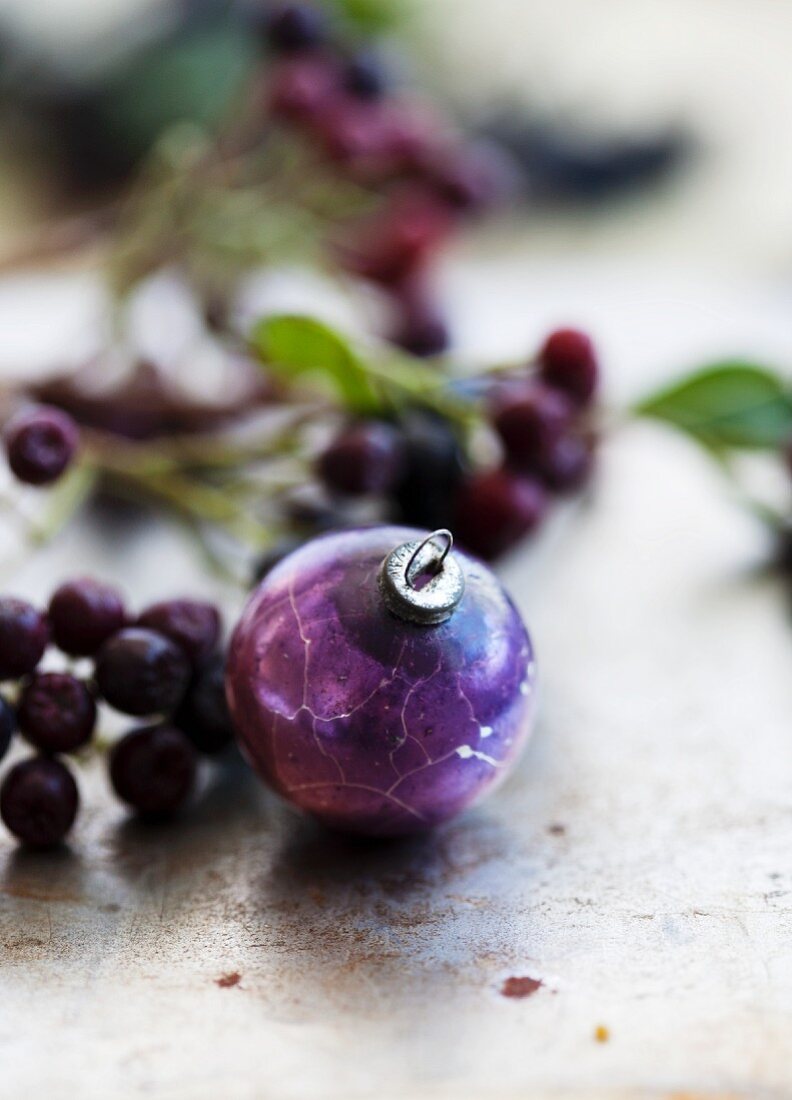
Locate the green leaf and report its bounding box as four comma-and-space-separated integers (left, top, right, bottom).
251, 314, 382, 414
324, 0, 408, 33
251, 313, 479, 432
634, 362, 792, 450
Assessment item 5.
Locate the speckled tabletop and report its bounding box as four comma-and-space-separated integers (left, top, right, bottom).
1, 261, 791, 1100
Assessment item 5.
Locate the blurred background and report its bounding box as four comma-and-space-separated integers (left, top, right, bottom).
0, 0, 791, 269
1, 0, 791, 574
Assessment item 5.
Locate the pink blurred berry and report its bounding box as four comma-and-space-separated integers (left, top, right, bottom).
454, 468, 546, 560
267, 57, 340, 124
387, 279, 450, 357
492, 383, 573, 473
340, 187, 452, 285
539, 328, 599, 405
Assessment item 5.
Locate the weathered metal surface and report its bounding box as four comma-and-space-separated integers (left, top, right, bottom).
0, 267, 791, 1099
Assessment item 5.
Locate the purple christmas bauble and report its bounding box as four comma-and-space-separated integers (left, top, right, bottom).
226, 526, 536, 836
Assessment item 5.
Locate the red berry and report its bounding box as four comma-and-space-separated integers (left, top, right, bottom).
1, 756, 78, 847
0, 597, 49, 680
379, 102, 440, 171
48, 577, 126, 656
316, 100, 390, 169
318, 422, 405, 496
137, 599, 221, 670
540, 434, 594, 493
95, 627, 191, 717
453, 468, 546, 560
267, 57, 339, 124
319, 100, 437, 183
109, 724, 197, 818
341, 189, 452, 285
493, 383, 573, 473
18, 672, 96, 754
539, 329, 598, 405
4, 405, 79, 486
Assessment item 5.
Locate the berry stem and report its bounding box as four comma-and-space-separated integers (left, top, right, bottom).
28, 465, 98, 546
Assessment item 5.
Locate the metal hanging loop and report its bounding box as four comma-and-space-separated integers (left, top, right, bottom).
378, 529, 465, 626
404, 529, 454, 589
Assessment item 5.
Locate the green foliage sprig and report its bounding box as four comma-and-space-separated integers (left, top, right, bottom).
635, 360, 792, 542
635, 362, 792, 453
251, 314, 477, 427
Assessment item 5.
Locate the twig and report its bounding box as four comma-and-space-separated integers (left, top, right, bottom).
0, 206, 118, 274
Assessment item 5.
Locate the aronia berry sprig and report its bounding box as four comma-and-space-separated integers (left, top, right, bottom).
2, 319, 602, 581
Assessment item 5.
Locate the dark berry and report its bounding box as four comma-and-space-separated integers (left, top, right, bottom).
282, 485, 346, 532
0, 693, 15, 761
774, 518, 792, 573
4, 405, 79, 486
318, 422, 405, 496
493, 383, 573, 472
377, 103, 436, 171
109, 724, 197, 818
317, 101, 390, 169
265, 3, 326, 53
48, 577, 126, 656
174, 654, 234, 755
95, 628, 190, 717
137, 599, 221, 670
267, 57, 339, 124
0, 756, 78, 848
0, 597, 49, 680
392, 410, 464, 528
253, 536, 304, 583
343, 51, 387, 101
18, 672, 96, 754
539, 328, 598, 405
453, 468, 546, 560
388, 285, 450, 358
540, 434, 594, 493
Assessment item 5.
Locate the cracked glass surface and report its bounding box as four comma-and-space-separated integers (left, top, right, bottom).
227, 527, 536, 836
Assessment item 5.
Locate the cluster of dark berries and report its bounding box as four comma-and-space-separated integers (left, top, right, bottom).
310, 327, 599, 562
0, 579, 234, 848
457, 328, 599, 559
3, 404, 80, 487
259, 2, 512, 357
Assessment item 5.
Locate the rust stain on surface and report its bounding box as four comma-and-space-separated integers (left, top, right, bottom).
500, 976, 543, 999
2, 882, 79, 903
215, 972, 242, 989
5, 936, 47, 950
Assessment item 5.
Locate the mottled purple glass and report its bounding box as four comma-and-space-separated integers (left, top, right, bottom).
227, 527, 536, 836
